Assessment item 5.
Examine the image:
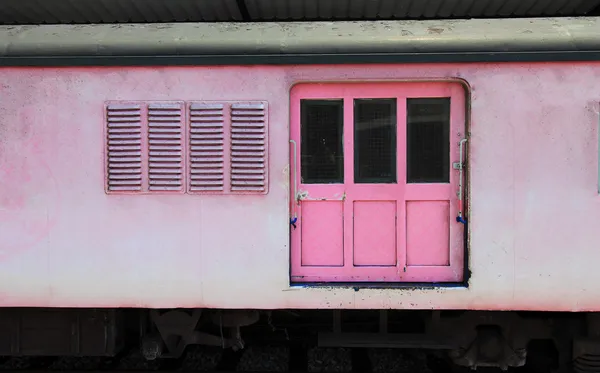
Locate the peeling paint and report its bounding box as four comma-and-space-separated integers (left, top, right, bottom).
281, 164, 289, 191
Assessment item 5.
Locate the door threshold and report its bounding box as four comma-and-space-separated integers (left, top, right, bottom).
288, 281, 469, 290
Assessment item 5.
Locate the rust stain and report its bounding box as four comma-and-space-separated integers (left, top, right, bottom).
427, 27, 445, 34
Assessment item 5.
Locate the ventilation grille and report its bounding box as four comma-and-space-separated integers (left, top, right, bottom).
230, 103, 267, 193
105, 100, 268, 195
147, 103, 184, 191
106, 104, 142, 192
188, 103, 225, 192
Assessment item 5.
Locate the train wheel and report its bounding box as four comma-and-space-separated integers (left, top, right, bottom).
522, 340, 559, 373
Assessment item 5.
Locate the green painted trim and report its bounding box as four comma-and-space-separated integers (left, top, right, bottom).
3, 51, 600, 67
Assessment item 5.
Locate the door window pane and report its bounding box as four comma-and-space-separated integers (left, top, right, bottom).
354, 99, 397, 184
407, 98, 450, 183
300, 100, 344, 184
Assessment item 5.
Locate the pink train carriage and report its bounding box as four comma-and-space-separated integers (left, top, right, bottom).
0, 13, 599, 373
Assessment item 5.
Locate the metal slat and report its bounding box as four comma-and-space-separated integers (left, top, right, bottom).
245, 0, 600, 20
0, 0, 241, 24
0, 0, 599, 24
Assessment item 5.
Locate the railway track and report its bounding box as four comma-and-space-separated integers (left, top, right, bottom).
0, 345, 446, 372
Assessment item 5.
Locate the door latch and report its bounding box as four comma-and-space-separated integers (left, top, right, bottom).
456, 138, 468, 225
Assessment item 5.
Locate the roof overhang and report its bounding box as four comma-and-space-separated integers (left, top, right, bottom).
2, 17, 600, 66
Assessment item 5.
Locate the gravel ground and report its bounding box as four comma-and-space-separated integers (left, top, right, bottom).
0, 346, 437, 372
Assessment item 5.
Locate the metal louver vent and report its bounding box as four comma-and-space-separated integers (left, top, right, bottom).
188, 103, 225, 192
147, 103, 184, 191
106, 104, 142, 192
230, 102, 268, 193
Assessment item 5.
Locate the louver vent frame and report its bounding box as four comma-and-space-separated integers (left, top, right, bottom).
147, 102, 185, 192
105, 101, 186, 194
105, 100, 268, 195
230, 102, 268, 194
105, 103, 143, 193
188, 102, 226, 193
187, 101, 269, 195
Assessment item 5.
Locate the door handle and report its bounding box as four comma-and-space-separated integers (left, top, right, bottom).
289, 139, 298, 228
454, 138, 468, 224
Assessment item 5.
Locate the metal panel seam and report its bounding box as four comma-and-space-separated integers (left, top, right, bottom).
5, 51, 600, 66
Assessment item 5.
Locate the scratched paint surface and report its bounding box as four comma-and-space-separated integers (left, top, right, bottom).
0, 64, 598, 311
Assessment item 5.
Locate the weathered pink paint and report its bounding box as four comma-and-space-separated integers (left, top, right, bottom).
406, 201, 450, 266
300, 201, 344, 266
289, 82, 465, 282
353, 201, 397, 267
0, 125, 61, 260
0, 64, 599, 311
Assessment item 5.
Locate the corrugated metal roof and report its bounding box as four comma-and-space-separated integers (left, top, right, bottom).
244, 0, 600, 20
0, 0, 242, 24
0, 0, 598, 24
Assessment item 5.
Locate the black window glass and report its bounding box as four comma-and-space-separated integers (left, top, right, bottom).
300, 100, 344, 184
354, 99, 397, 184
407, 98, 450, 183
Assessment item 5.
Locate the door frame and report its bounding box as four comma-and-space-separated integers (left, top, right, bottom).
289, 80, 470, 284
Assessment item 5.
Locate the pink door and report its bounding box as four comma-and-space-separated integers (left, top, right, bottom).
289, 82, 466, 283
